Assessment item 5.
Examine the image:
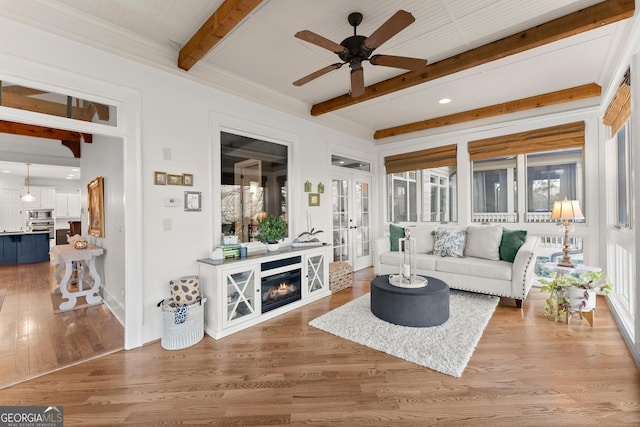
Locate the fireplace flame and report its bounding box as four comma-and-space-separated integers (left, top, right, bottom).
277, 282, 288, 294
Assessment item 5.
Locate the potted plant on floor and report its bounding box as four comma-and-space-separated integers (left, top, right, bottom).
257, 215, 287, 252
539, 270, 613, 321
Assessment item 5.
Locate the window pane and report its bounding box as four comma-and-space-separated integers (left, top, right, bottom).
422, 166, 457, 222
472, 157, 516, 222
616, 123, 631, 227
526, 148, 583, 223
388, 172, 417, 222
1, 81, 117, 126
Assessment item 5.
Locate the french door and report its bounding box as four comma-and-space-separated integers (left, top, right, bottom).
332, 172, 372, 271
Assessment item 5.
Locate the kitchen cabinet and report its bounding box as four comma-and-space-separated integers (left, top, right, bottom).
198, 245, 331, 339
22, 187, 56, 209
55, 191, 81, 218
0, 232, 49, 265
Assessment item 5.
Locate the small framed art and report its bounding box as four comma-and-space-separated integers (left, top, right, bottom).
309, 193, 320, 206
184, 191, 201, 211
183, 174, 193, 186
167, 174, 183, 185
154, 171, 166, 185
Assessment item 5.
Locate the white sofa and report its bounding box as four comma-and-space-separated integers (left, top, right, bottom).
374, 224, 540, 308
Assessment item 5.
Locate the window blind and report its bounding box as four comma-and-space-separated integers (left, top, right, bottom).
468, 121, 585, 161
603, 70, 631, 136
384, 144, 457, 174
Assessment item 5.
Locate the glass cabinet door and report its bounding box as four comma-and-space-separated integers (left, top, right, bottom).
224, 267, 257, 326
306, 251, 327, 295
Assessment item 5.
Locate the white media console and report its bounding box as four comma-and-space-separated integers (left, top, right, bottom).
197, 245, 332, 339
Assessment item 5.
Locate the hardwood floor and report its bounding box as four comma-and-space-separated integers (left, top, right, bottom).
0, 260, 124, 388
1, 268, 638, 425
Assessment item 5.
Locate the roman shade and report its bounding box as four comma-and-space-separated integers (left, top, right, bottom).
603, 70, 631, 136
385, 144, 457, 174
468, 121, 585, 161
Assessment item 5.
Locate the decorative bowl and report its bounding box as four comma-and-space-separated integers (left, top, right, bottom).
74, 240, 88, 250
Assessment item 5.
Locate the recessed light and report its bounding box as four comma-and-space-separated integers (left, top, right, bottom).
2, 170, 10, 174
71, 168, 80, 172
339, 161, 345, 164
439, 98, 452, 104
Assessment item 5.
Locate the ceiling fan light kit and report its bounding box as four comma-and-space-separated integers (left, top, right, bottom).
294, 10, 427, 97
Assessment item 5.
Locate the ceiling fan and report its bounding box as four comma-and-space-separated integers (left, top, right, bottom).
293, 10, 427, 97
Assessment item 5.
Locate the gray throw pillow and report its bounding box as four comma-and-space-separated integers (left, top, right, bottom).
433, 228, 466, 257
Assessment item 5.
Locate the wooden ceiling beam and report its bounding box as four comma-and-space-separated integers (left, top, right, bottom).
311, 0, 634, 116
0, 120, 92, 158
374, 83, 601, 140
178, 0, 264, 71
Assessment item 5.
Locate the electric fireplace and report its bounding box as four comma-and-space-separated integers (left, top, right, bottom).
261, 256, 302, 313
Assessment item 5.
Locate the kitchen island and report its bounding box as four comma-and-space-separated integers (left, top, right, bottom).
0, 231, 50, 265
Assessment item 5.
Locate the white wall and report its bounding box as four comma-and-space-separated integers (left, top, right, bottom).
81, 135, 126, 324
0, 15, 374, 345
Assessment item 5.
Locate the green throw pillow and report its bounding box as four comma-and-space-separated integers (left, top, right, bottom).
389, 224, 405, 251
500, 229, 527, 262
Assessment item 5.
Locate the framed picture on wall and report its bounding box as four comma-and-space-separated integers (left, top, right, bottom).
183, 173, 193, 186
184, 191, 201, 211
309, 193, 320, 206
167, 174, 183, 185
87, 176, 105, 237
154, 171, 166, 185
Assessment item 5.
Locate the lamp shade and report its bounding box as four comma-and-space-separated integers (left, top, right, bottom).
551, 197, 584, 220
21, 193, 35, 202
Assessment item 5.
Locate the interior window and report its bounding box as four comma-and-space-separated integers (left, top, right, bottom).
220, 132, 288, 242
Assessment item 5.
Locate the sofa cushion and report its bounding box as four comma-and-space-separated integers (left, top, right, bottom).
433, 228, 466, 257
410, 225, 437, 254
465, 224, 503, 261
389, 224, 405, 251
435, 257, 512, 281
500, 229, 527, 262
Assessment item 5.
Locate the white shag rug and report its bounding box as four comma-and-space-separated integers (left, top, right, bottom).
309, 290, 499, 377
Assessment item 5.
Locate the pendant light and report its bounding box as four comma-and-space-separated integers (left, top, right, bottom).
21, 163, 35, 202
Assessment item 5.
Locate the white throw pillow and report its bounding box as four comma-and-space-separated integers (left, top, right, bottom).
409, 225, 437, 254
465, 224, 503, 261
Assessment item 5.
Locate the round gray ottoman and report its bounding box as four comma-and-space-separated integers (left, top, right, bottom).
370, 275, 449, 327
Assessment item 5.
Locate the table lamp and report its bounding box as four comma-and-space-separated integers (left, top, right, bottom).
551, 197, 584, 268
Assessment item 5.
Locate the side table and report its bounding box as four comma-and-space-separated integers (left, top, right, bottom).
541, 262, 601, 327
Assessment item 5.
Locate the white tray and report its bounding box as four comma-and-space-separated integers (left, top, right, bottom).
388, 274, 429, 288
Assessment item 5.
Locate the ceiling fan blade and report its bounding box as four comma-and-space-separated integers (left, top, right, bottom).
370, 54, 427, 71
293, 63, 343, 87
364, 10, 415, 50
350, 67, 365, 97
295, 30, 347, 54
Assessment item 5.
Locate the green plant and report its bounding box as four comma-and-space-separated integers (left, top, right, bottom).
539, 270, 612, 320
257, 215, 287, 244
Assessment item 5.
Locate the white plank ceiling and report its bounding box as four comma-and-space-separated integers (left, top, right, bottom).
0, 0, 635, 142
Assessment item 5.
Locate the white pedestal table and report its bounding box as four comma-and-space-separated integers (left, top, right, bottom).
51, 244, 104, 310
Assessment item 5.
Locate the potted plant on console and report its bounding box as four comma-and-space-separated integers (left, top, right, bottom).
540, 270, 612, 322
258, 215, 287, 252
